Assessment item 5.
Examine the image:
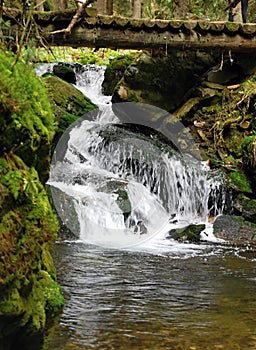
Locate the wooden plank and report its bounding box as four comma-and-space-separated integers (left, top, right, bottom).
39, 26, 256, 52
3, 10, 256, 52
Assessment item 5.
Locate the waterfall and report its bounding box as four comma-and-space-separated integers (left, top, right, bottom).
44, 63, 226, 249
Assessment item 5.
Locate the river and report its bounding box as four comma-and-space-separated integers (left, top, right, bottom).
44, 241, 256, 350
37, 63, 256, 350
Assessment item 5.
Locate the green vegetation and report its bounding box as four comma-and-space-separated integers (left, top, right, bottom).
42, 74, 97, 149
35, 47, 139, 66
169, 224, 205, 242
242, 134, 256, 168
229, 171, 252, 193
0, 48, 64, 341
0, 48, 55, 177
103, 54, 138, 96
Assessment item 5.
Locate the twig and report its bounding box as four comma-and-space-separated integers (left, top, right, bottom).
49, 0, 94, 35
11, 8, 33, 68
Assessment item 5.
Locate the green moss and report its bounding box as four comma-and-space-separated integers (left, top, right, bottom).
229, 171, 252, 194
177, 224, 205, 242
233, 215, 256, 228
41, 244, 56, 279
103, 55, 136, 96
237, 194, 256, 212
0, 50, 55, 168
224, 128, 243, 157
0, 271, 64, 333
0, 154, 58, 287
242, 135, 256, 168
43, 75, 96, 117
42, 74, 97, 149
169, 224, 205, 242
37, 270, 64, 315
0, 49, 63, 341
225, 22, 241, 31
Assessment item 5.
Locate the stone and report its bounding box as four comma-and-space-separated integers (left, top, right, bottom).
52, 63, 76, 84
167, 224, 205, 242
213, 214, 256, 243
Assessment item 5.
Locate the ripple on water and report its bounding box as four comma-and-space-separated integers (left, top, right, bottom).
43, 240, 256, 350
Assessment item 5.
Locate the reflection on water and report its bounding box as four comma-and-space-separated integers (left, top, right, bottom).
43, 241, 256, 350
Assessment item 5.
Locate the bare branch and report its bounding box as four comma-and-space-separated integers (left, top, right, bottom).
49, 0, 94, 35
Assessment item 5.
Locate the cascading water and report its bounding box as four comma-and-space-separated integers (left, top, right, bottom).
43, 63, 227, 249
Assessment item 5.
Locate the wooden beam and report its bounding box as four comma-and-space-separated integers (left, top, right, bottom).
3, 9, 256, 52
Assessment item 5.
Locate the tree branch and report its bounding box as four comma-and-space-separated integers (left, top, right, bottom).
49, 0, 94, 35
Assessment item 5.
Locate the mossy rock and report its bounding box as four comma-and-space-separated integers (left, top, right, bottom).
213, 214, 256, 243
242, 135, 256, 168
42, 74, 97, 150
42, 74, 96, 120
0, 271, 64, 349
229, 171, 252, 194
102, 55, 136, 96
0, 50, 55, 182
52, 64, 76, 84
0, 154, 58, 287
112, 51, 218, 112
0, 153, 62, 346
234, 194, 256, 223
167, 224, 205, 242
223, 128, 243, 158
0, 50, 63, 346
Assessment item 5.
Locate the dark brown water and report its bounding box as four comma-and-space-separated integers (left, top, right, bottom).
43, 241, 256, 350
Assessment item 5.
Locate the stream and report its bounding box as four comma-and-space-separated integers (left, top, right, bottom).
37, 63, 256, 350
44, 243, 256, 350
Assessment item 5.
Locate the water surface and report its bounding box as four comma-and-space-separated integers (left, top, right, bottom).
44, 241, 256, 350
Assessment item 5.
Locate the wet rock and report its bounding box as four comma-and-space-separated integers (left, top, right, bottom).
112, 50, 219, 112
228, 171, 253, 194
42, 74, 97, 155
213, 214, 256, 242
52, 63, 76, 84
102, 55, 135, 96
167, 224, 205, 242
72, 172, 132, 222
233, 194, 256, 224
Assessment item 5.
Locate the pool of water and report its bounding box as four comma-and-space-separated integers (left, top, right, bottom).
43, 240, 256, 350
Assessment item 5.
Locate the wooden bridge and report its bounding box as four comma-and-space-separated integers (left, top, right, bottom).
4, 8, 256, 53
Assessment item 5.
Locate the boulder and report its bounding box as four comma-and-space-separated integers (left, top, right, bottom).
111, 50, 219, 112
42, 74, 97, 153
213, 214, 256, 243
167, 224, 205, 242
52, 63, 76, 84
233, 194, 256, 224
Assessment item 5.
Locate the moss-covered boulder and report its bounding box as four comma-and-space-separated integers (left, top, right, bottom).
0, 50, 56, 183
0, 49, 64, 348
213, 214, 256, 244
242, 135, 256, 194
233, 194, 256, 223
42, 74, 97, 150
102, 54, 136, 96
111, 51, 219, 112
0, 154, 64, 349
52, 63, 76, 84
228, 171, 252, 194
167, 224, 205, 242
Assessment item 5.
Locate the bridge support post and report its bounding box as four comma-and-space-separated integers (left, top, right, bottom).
96, 0, 105, 14
106, 0, 113, 15
133, 0, 141, 18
